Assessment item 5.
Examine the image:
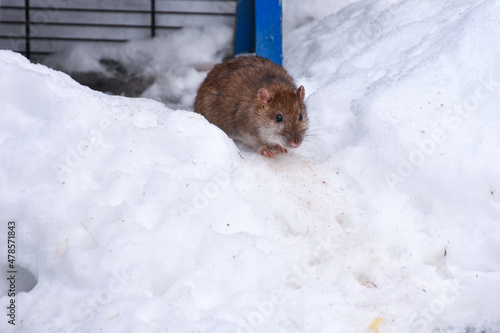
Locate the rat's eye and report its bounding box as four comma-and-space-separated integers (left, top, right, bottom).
299, 113, 303, 121
276, 114, 283, 122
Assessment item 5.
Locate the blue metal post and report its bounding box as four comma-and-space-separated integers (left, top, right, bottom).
235, 0, 283, 65
255, 0, 282, 65
235, 0, 255, 55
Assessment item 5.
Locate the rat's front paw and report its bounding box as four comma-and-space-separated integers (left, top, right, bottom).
259, 145, 275, 157
274, 145, 288, 154
258, 145, 288, 157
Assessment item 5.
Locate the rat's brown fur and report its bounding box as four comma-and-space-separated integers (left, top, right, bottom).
194, 55, 307, 157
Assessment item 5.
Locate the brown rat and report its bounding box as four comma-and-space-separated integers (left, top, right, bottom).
194, 55, 307, 157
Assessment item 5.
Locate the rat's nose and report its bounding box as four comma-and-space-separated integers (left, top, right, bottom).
289, 140, 301, 148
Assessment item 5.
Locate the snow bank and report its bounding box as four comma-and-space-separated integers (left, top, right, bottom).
1, 0, 500, 332
285, 0, 500, 329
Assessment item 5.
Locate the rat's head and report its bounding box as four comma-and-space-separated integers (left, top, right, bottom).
256, 85, 308, 149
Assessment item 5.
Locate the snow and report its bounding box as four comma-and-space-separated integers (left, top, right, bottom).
41, 25, 234, 108
283, 0, 360, 34
1, 0, 500, 332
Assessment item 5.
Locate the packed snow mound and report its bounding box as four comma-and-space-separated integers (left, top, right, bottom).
1, 0, 500, 332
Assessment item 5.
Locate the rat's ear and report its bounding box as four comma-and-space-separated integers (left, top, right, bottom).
296, 85, 305, 101
257, 88, 272, 103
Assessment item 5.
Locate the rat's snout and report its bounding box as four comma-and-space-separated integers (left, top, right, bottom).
288, 139, 301, 148
283, 131, 304, 149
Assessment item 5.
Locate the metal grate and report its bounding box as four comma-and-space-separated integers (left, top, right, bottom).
0, 0, 236, 62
